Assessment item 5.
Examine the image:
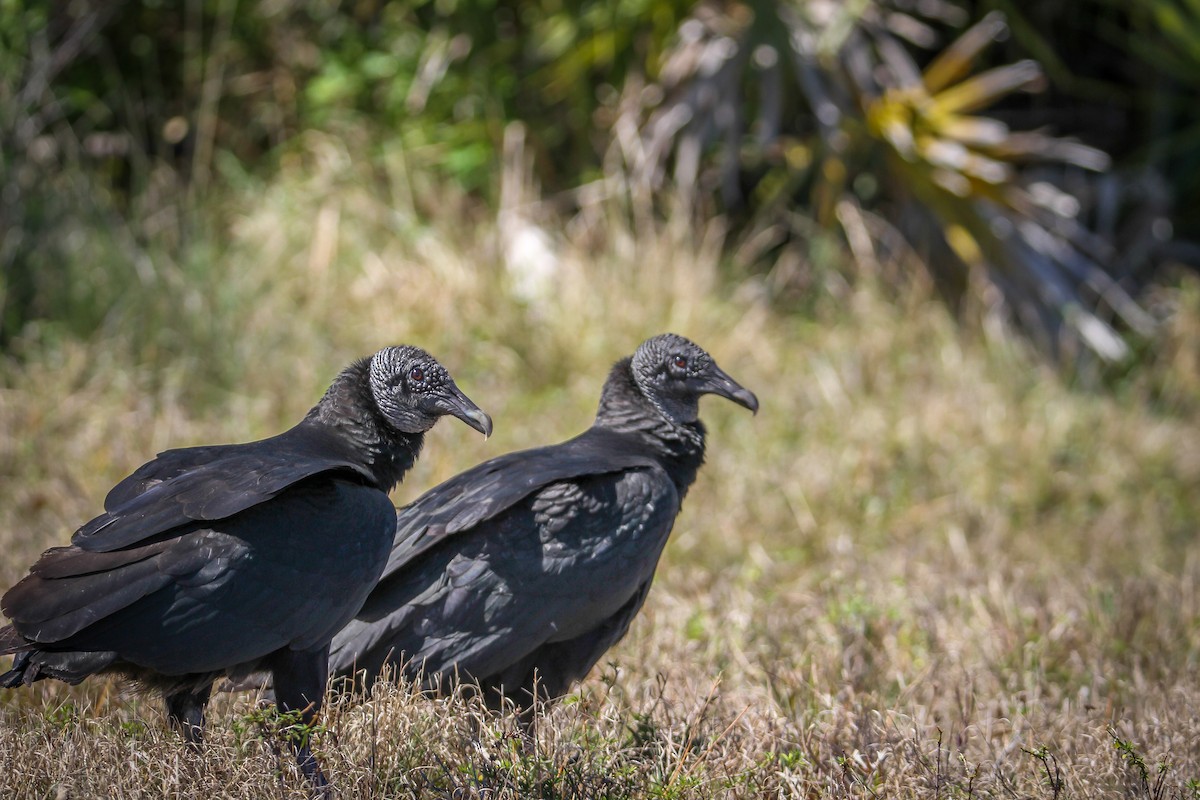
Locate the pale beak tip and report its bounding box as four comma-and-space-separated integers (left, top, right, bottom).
469, 408, 494, 439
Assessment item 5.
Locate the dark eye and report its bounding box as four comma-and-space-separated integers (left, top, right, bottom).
409, 366, 425, 383
672, 355, 688, 370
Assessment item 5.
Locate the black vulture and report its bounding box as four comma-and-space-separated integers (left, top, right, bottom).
0, 345, 491, 792
328, 333, 757, 719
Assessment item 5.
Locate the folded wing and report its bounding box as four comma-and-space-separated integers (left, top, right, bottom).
75, 425, 373, 553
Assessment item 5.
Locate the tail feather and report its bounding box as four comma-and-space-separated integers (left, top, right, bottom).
1, 652, 33, 688
1, 626, 37, 689
1, 647, 117, 687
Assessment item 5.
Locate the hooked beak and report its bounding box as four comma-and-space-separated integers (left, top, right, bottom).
439, 383, 494, 438
699, 363, 759, 414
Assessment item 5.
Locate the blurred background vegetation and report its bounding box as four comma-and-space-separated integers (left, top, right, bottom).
3, 4, 1200, 794
0, 0, 1197, 371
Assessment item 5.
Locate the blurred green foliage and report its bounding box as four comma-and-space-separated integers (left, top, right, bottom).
0, 0, 1196, 363
293, 0, 694, 188
0, 0, 687, 346
2, 0, 692, 188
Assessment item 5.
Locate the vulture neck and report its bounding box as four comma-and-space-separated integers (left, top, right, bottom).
303, 357, 424, 492
594, 358, 707, 487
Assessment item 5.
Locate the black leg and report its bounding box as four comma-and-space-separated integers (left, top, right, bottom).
164, 683, 213, 747
271, 646, 332, 798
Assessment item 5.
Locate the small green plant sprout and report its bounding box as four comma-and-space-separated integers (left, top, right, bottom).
232, 702, 328, 777
1021, 744, 1065, 799
1110, 727, 1174, 800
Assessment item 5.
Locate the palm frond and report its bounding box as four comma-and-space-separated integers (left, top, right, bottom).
610, 2, 1158, 363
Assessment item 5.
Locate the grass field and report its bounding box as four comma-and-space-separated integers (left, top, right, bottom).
1, 138, 1199, 798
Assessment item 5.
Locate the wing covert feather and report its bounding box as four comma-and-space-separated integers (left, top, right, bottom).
74, 425, 375, 553
332, 465, 680, 687
379, 427, 662, 580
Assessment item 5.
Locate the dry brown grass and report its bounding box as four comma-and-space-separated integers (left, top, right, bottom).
2, 133, 1199, 797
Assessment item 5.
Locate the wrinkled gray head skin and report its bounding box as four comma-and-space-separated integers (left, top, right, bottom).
631, 333, 759, 424
369, 346, 493, 436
